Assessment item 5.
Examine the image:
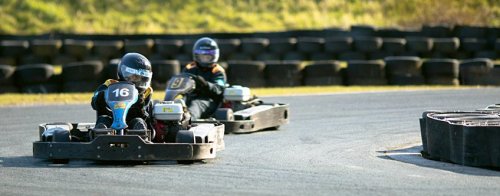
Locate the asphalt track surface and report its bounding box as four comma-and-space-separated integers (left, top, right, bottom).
2, 88, 500, 195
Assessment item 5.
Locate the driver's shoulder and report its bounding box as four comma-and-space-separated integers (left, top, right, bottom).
103, 79, 119, 86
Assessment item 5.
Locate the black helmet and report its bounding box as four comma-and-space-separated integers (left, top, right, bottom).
117, 53, 152, 93
193, 37, 219, 68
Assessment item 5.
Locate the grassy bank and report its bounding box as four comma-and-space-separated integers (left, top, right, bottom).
0, 0, 498, 34
0, 85, 476, 106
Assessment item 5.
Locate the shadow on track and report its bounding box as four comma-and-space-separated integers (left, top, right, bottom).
0, 156, 211, 168
377, 145, 500, 177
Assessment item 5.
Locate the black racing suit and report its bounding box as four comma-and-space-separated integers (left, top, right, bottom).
91, 79, 154, 130
182, 62, 227, 120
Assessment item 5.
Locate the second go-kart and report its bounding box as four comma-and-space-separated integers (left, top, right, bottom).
33, 81, 224, 164
164, 74, 289, 134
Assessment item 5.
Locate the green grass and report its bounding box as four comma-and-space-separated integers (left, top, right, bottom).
0, 85, 476, 106
0, 0, 498, 34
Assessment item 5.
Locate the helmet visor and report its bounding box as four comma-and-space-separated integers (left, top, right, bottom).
120, 65, 152, 88
194, 49, 218, 63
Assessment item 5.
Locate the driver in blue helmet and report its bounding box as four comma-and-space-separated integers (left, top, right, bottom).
91, 52, 154, 130
182, 37, 227, 120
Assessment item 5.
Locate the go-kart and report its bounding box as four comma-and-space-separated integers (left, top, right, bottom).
164, 74, 289, 133
33, 81, 224, 164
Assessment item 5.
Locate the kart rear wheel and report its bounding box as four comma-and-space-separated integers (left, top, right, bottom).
214, 108, 234, 121
52, 159, 69, 164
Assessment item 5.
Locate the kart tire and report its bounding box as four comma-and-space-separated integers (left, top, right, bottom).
30, 39, 63, 58
151, 60, 181, 82
214, 108, 234, 121
63, 39, 94, 59
432, 38, 460, 53
217, 39, 241, 57
0, 65, 16, 85
177, 160, 194, 164
176, 130, 195, 143
227, 61, 266, 87
353, 37, 382, 52
264, 61, 303, 87
124, 39, 155, 57
296, 37, 324, 54
0, 40, 28, 57
92, 40, 124, 58
422, 58, 459, 78
240, 38, 269, 56
406, 37, 433, 53
268, 38, 297, 55
461, 38, 487, 52
324, 37, 352, 53
62, 61, 104, 82
14, 64, 54, 86
52, 159, 70, 164
382, 38, 406, 53
384, 56, 422, 76
155, 39, 183, 57
165, 124, 181, 143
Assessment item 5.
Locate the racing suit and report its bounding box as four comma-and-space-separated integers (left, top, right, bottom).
91, 79, 154, 130
182, 62, 227, 120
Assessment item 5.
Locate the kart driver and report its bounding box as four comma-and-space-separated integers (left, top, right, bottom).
91, 52, 154, 130
182, 37, 227, 120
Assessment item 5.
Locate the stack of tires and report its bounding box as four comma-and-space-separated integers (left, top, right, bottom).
346, 60, 386, 85
422, 59, 460, 85
61, 61, 104, 92
0, 65, 18, 93
88, 40, 124, 65
264, 61, 303, 87
459, 58, 494, 85
226, 60, 266, 87
23, 39, 62, 65
384, 56, 424, 85
14, 64, 60, 93
303, 61, 343, 86
150, 60, 180, 89
62, 39, 93, 62
0, 40, 29, 66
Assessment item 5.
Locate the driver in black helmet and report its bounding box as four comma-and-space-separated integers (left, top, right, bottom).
183, 37, 227, 120
91, 52, 154, 130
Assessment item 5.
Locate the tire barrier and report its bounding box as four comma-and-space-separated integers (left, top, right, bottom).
368, 51, 394, 60
264, 60, 303, 87
19, 55, 50, 65
124, 39, 154, 57
474, 50, 497, 59
0, 40, 29, 60
455, 25, 487, 38
240, 38, 269, 57
432, 37, 460, 53
296, 37, 324, 54
422, 25, 453, 38
283, 51, 306, 61
151, 60, 180, 89
63, 39, 93, 59
461, 38, 487, 53
227, 60, 266, 87
338, 52, 366, 61
353, 37, 383, 52
345, 60, 387, 85
14, 64, 59, 93
382, 38, 406, 53
303, 61, 343, 86
228, 53, 252, 61
406, 37, 433, 53
52, 55, 78, 66
422, 59, 459, 85
324, 37, 352, 53
384, 56, 424, 85
216, 39, 241, 61
155, 39, 183, 59
61, 61, 104, 92
92, 40, 124, 59
0, 65, 17, 93
310, 53, 334, 61
255, 53, 281, 61
459, 58, 494, 85
30, 39, 62, 58
0, 57, 16, 66
420, 108, 500, 168
350, 25, 376, 37
268, 38, 297, 55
